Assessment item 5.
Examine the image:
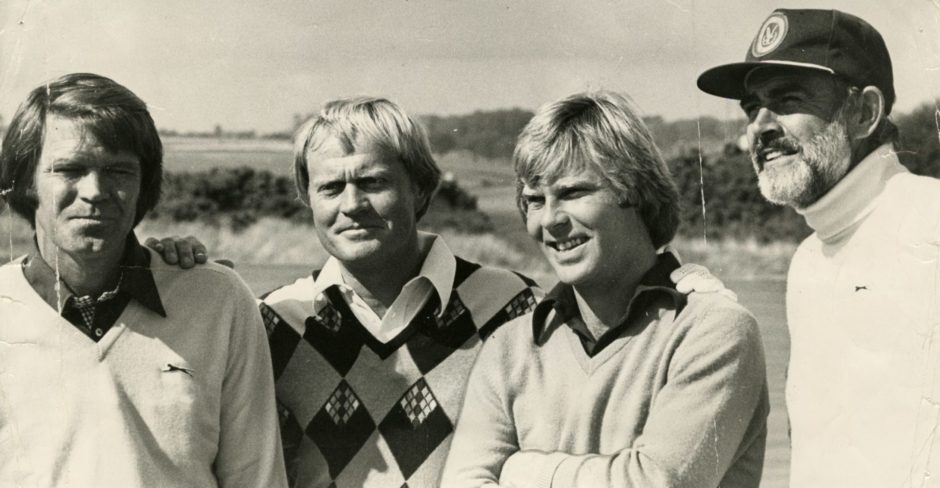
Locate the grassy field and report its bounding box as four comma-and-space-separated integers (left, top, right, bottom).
162, 137, 295, 175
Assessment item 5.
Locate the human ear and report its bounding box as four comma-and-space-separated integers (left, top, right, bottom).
850, 86, 885, 140
413, 183, 432, 220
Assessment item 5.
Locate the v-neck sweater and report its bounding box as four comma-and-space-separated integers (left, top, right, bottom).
0, 254, 286, 488
261, 254, 540, 488
442, 291, 769, 488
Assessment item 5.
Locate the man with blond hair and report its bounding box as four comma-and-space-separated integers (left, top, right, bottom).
442, 91, 769, 488
250, 97, 541, 487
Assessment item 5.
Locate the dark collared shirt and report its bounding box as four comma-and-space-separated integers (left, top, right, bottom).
22, 233, 166, 342
532, 252, 687, 356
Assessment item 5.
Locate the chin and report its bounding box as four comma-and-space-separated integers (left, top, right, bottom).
331, 241, 387, 264
56, 237, 112, 255
553, 265, 593, 287
758, 164, 814, 207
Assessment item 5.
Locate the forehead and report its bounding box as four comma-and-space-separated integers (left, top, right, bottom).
307, 142, 407, 180
40, 116, 139, 165
522, 165, 607, 192
42, 116, 94, 153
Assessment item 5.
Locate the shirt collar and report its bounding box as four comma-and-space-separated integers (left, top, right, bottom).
23, 232, 166, 317
532, 251, 686, 343
311, 231, 456, 317
798, 143, 906, 243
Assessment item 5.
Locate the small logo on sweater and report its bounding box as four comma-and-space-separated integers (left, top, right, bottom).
162, 363, 194, 377
855, 285, 868, 292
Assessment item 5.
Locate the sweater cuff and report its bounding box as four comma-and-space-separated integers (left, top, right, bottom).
501, 451, 568, 488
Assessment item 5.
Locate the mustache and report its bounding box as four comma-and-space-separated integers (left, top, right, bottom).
750, 136, 800, 161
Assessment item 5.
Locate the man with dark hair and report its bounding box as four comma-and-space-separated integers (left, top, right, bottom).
0, 73, 286, 487
441, 91, 768, 488
698, 9, 940, 486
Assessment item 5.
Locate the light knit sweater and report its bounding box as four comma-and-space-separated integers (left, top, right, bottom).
786, 144, 940, 487
441, 291, 769, 488
0, 253, 286, 488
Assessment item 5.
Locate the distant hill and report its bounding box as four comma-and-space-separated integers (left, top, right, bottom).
643, 115, 746, 159
420, 109, 746, 161
421, 109, 534, 160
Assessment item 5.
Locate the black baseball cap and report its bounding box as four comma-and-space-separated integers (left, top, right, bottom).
697, 9, 895, 112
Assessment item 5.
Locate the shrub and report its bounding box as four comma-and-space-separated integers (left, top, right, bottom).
148, 166, 491, 234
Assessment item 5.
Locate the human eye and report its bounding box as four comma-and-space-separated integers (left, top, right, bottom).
49, 162, 84, 178
316, 180, 345, 196
522, 192, 544, 209
559, 186, 593, 200
106, 164, 140, 177
358, 176, 388, 191
740, 100, 760, 121
768, 89, 807, 113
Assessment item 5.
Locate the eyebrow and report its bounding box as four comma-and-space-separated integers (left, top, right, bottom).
52, 149, 139, 162
310, 166, 391, 183
552, 177, 601, 189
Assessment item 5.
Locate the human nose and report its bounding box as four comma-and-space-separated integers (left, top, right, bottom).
747, 107, 782, 144
77, 170, 107, 202
539, 197, 569, 232
338, 185, 369, 214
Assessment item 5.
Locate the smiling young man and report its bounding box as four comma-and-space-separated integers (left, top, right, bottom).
441, 91, 769, 488
0, 73, 285, 487
697, 9, 940, 486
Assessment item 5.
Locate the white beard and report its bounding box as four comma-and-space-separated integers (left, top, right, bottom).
755, 117, 853, 209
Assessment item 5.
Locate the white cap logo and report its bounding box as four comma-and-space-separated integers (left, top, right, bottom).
751, 13, 788, 57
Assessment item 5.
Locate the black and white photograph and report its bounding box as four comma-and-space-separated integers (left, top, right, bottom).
2, 1, 940, 487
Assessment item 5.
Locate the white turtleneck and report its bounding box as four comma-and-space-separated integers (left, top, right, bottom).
796, 144, 906, 243
785, 143, 940, 487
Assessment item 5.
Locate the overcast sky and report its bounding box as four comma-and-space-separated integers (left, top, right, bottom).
2, 0, 938, 133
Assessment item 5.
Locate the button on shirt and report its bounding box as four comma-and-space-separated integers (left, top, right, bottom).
22, 234, 166, 342
311, 232, 456, 343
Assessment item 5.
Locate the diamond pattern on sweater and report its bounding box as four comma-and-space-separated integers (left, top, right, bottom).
378, 378, 453, 480
505, 289, 538, 318
478, 288, 537, 340
317, 302, 343, 333
264, 262, 540, 486
261, 303, 303, 379
407, 294, 476, 374
304, 313, 363, 376
401, 380, 438, 428
434, 298, 466, 329
306, 380, 376, 478
325, 383, 361, 425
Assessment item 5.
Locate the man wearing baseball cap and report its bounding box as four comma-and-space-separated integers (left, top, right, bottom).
698, 9, 940, 487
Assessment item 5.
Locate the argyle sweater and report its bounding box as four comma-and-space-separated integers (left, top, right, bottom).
260, 257, 539, 488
